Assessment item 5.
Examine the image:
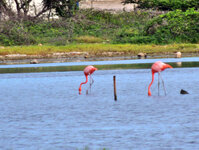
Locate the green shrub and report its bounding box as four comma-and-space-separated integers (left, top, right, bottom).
145, 8, 199, 44
114, 32, 156, 44
124, 0, 199, 11
129, 36, 156, 44
113, 28, 138, 43
0, 21, 36, 46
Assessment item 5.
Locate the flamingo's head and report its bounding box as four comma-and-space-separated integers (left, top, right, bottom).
90, 67, 98, 74
162, 63, 173, 71
93, 67, 98, 71
148, 91, 152, 96
79, 87, 82, 94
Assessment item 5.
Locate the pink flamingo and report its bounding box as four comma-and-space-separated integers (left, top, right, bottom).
79, 65, 98, 94
148, 61, 173, 96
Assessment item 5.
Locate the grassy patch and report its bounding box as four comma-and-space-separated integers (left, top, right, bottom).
74, 35, 104, 43
0, 43, 198, 56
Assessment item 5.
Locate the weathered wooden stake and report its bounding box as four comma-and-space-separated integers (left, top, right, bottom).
113, 76, 117, 101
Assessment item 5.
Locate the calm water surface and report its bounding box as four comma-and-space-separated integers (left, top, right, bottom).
1, 60, 199, 149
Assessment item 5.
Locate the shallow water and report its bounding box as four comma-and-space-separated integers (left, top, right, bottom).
1, 57, 199, 68
1, 67, 199, 149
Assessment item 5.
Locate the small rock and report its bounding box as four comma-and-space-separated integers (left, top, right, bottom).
137, 53, 147, 59
175, 52, 182, 58
84, 55, 89, 59
180, 89, 189, 94
30, 59, 38, 64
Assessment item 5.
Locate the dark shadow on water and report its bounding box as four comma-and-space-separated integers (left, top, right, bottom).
1, 61, 199, 74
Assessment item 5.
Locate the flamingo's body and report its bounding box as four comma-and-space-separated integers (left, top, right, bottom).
79, 65, 97, 94
148, 61, 172, 96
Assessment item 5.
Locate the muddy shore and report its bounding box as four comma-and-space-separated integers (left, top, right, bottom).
0, 51, 199, 65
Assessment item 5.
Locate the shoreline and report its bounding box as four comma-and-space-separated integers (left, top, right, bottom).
1, 52, 199, 65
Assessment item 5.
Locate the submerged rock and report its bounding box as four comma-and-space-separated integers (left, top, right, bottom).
180, 89, 189, 94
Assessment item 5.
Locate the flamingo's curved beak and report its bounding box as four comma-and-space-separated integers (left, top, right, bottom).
164, 64, 173, 69
79, 87, 81, 95
148, 91, 152, 96
166, 64, 173, 68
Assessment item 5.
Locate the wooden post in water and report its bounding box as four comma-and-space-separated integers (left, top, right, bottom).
113, 76, 117, 101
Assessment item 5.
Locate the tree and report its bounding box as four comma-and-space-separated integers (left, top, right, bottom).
42, 0, 80, 18
123, 0, 199, 11
0, 0, 16, 20
0, 0, 81, 21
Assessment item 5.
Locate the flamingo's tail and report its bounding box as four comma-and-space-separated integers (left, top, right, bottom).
79, 75, 88, 94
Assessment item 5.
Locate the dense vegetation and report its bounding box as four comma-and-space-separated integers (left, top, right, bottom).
0, 1, 199, 46
123, 0, 199, 11
145, 8, 199, 44
0, 10, 153, 46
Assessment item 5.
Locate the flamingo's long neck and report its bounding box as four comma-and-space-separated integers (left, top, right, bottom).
148, 72, 155, 96
79, 75, 88, 94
